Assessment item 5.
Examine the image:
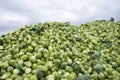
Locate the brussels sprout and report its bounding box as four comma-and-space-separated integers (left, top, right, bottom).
84, 74, 91, 80
71, 62, 79, 71
69, 72, 76, 80
7, 66, 14, 72
76, 74, 91, 80
51, 66, 58, 72
13, 69, 19, 74
94, 64, 104, 73
35, 52, 42, 59
53, 59, 61, 66
41, 65, 48, 72
31, 42, 37, 47
105, 68, 113, 75
91, 73, 97, 80
61, 78, 68, 80
116, 67, 120, 73
46, 74, 54, 80
23, 77, 29, 80
24, 61, 32, 68
20, 55, 28, 61
53, 71, 61, 80
1, 62, 9, 69
0, 69, 6, 75
18, 69, 24, 75
19, 51, 25, 56
61, 62, 68, 69
1, 72, 11, 79
29, 75, 37, 80
0, 21, 119, 79
36, 69, 46, 79
16, 63, 23, 70
75, 36, 82, 42
98, 72, 105, 79
91, 52, 101, 60
111, 62, 118, 69
32, 63, 38, 69
15, 76, 23, 80
116, 58, 120, 66
66, 66, 73, 73
67, 57, 73, 65
6, 78, 12, 80
25, 68, 31, 74
27, 46, 33, 52
0, 46, 3, 50
29, 56, 36, 63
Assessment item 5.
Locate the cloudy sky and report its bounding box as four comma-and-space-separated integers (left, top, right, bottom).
0, 0, 120, 35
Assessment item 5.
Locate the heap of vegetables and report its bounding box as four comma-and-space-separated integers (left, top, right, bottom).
0, 20, 120, 80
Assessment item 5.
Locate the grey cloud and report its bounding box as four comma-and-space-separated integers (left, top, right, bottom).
0, 0, 120, 35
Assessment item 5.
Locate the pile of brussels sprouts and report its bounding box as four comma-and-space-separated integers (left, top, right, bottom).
0, 20, 120, 80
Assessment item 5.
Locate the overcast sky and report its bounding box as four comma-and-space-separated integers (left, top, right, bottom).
0, 0, 120, 35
